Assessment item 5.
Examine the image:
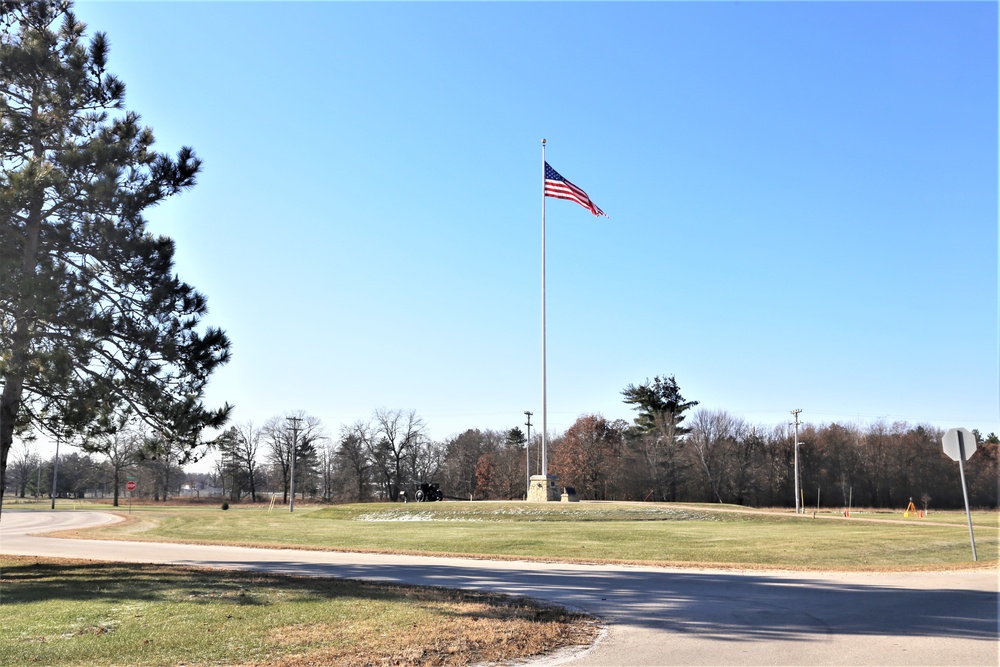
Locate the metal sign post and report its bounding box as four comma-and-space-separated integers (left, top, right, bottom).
941, 428, 978, 561
126, 480, 136, 515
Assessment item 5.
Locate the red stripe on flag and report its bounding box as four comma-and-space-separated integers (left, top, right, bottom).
543, 162, 606, 217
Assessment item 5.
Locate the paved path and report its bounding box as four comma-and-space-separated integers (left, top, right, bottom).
2, 511, 997, 666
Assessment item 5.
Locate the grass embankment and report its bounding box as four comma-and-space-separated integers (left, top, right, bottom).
62, 502, 1000, 570
0, 556, 598, 667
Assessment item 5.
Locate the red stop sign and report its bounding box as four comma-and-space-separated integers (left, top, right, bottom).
126, 481, 136, 491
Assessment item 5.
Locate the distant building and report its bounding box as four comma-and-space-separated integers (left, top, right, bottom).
180, 483, 223, 498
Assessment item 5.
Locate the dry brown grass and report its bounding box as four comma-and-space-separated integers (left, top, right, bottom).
254, 591, 598, 667
256, 602, 598, 667
1, 555, 601, 667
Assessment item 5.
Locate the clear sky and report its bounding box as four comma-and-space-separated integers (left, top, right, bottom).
62, 0, 997, 458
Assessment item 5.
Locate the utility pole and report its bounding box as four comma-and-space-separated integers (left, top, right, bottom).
50, 433, 61, 510
791, 409, 802, 515
286, 416, 302, 513
524, 411, 533, 496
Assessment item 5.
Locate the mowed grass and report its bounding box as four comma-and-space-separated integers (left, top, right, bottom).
0, 556, 598, 667
59, 501, 1000, 569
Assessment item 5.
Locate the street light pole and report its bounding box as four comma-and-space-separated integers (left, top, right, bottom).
286, 416, 302, 513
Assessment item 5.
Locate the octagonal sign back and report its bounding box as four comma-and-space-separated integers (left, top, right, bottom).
942, 428, 977, 462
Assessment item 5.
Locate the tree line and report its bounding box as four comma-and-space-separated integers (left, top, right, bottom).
7, 376, 997, 510
547, 376, 997, 510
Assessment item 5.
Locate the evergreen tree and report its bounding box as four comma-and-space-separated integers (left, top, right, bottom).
0, 1, 231, 513
621, 375, 698, 501
506, 426, 527, 448
621, 375, 699, 436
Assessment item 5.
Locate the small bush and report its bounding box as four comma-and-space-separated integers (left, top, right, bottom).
221, 502, 229, 510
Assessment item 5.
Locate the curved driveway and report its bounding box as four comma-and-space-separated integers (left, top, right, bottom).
2, 511, 997, 666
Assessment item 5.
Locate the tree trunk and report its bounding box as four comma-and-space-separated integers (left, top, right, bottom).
1, 111, 48, 521
0, 394, 16, 518
0, 266, 42, 518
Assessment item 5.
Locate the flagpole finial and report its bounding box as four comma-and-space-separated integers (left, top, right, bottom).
541, 138, 546, 145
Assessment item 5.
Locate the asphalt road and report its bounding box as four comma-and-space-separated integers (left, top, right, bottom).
2, 510, 997, 666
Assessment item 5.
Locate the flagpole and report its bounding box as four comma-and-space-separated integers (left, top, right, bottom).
540, 139, 548, 479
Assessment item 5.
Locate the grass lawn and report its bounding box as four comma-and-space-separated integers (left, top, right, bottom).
52, 501, 1000, 570
4, 501, 995, 665
0, 556, 598, 667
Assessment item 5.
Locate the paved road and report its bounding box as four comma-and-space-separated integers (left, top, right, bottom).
2, 511, 997, 666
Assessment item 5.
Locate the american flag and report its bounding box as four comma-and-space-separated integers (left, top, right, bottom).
544, 162, 607, 217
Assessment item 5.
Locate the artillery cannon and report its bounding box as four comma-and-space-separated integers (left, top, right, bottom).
413, 481, 443, 502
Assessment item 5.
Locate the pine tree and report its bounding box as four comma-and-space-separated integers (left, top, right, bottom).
621, 375, 698, 501
621, 375, 698, 436
0, 1, 231, 514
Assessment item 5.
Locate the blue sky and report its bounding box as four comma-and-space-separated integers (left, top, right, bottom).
68, 0, 997, 454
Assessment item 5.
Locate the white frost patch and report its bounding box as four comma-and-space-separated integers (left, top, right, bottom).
352, 505, 717, 522
354, 511, 485, 522
355, 512, 436, 522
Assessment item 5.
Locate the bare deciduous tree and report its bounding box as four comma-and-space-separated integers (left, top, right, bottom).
369, 408, 426, 502
92, 424, 142, 506
550, 415, 625, 500
8, 438, 39, 498
338, 422, 372, 501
